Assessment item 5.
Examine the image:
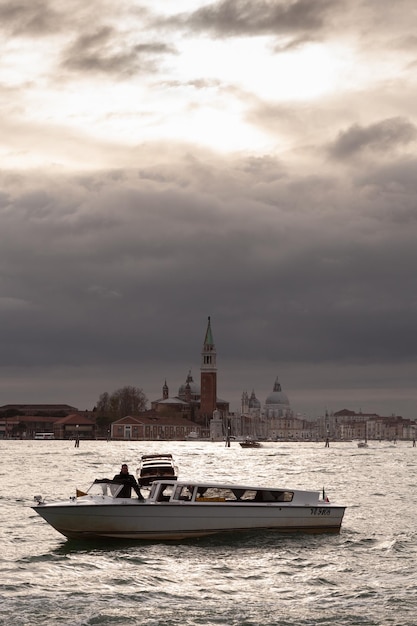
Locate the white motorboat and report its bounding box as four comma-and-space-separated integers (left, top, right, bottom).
137, 453, 178, 486
32, 478, 346, 541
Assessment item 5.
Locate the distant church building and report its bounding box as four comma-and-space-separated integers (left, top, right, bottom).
151, 317, 229, 425
241, 377, 292, 419
178, 371, 200, 404
241, 390, 261, 417
264, 377, 291, 418
240, 376, 295, 439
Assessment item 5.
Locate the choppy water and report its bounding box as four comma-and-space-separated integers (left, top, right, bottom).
1, 439, 416, 625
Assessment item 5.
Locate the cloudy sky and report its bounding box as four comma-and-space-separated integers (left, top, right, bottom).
1, 0, 416, 419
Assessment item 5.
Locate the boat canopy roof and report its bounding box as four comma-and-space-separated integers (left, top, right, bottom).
148, 480, 321, 505
87, 478, 324, 506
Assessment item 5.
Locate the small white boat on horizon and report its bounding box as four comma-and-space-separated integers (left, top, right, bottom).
32, 478, 346, 541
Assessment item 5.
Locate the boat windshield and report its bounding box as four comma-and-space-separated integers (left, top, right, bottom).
88, 479, 124, 497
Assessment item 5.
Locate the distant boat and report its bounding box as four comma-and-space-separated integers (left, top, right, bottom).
240, 438, 262, 448
137, 454, 178, 486
34, 432, 55, 440
357, 440, 368, 448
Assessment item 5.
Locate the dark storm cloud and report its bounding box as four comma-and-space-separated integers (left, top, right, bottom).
0, 0, 61, 36
1, 0, 417, 415
0, 0, 169, 80
357, 159, 417, 203
161, 0, 333, 38
0, 142, 416, 415
60, 26, 176, 77
1, 146, 417, 376
329, 117, 417, 159
0, 0, 119, 37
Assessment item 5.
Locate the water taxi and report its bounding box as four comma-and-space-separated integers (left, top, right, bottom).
137, 453, 178, 486
32, 478, 346, 541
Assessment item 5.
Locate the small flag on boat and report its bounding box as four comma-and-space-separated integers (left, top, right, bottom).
76, 488, 88, 497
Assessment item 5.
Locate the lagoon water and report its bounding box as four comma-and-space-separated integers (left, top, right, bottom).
1, 439, 416, 626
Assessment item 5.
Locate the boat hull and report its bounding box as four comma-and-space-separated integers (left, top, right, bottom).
32, 500, 345, 540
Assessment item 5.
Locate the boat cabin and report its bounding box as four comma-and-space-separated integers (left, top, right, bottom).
149, 481, 295, 504
86, 479, 324, 508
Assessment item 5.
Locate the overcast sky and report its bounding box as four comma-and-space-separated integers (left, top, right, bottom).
1, 0, 416, 419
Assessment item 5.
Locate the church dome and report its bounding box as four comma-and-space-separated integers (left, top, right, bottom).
178, 370, 200, 397
248, 390, 261, 409
265, 377, 290, 406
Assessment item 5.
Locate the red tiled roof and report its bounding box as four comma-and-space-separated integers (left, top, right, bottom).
0, 404, 78, 411
53, 413, 95, 425
112, 413, 197, 427
7, 415, 59, 424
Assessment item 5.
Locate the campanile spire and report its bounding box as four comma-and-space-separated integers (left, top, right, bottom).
200, 316, 217, 418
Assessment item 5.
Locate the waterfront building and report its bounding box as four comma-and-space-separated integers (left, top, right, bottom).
239, 377, 309, 439
316, 409, 417, 441
53, 413, 96, 440
111, 412, 200, 441
0, 404, 85, 439
0, 403, 78, 416
366, 414, 415, 441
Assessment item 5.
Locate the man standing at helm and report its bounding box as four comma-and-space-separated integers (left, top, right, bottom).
113, 464, 144, 500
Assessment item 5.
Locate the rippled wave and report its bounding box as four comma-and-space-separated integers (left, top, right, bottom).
1, 440, 417, 625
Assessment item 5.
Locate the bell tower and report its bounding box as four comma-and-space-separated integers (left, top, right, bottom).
200, 316, 217, 419
162, 380, 169, 400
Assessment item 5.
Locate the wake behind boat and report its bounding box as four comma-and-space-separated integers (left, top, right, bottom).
31, 478, 346, 541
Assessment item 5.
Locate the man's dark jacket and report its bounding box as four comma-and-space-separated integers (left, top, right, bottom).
112, 472, 144, 499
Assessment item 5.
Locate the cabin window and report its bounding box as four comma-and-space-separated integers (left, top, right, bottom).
195, 487, 235, 501
205, 488, 294, 502
152, 483, 175, 501
260, 490, 294, 502
239, 490, 258, 501
174, 485, 195, 501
